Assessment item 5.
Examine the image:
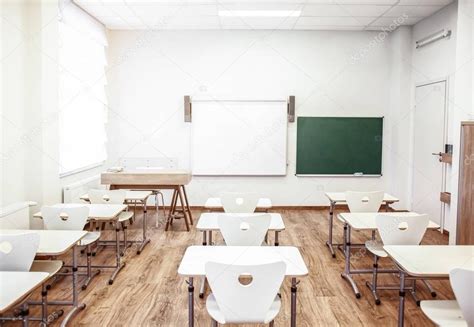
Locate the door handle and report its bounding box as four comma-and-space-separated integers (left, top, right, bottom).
432, 152, 442, 156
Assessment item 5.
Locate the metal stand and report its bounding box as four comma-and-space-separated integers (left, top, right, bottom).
187, 277, 194, 327
291, 278, 298, 327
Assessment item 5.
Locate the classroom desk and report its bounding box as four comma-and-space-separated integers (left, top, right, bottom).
33, 204, 128, 284
101, 169, 192, 231
196, 212, 285, 246
337, 212, 440, 297
80, 191, 153, 254
324, 192, 399, 258
204, 197, 272, 212
384, 245, 474, 327
0, 229, 87, 327
0, 271, 50, 326
178, 246, 308, 327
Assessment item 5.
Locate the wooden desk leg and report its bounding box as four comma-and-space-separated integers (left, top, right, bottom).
165, 189, 178, 231
181, 185, 193, 225
178, 187, 190, 231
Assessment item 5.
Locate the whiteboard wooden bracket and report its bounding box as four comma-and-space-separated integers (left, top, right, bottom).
287, 96, 295, 123
184, 95, 192, 122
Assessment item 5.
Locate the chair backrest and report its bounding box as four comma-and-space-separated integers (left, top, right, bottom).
376, 214, 429, 245
88, 189, 126, 205
220, 192, 259, 213
41, 206, 89, 231
218, 214, 271, 246
450, 268, 474, 326
345, 191, 384, 212
0, 233, 39, 271
205, 261, 286, 324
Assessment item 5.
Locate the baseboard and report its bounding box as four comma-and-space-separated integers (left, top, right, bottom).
140, 204, 399, 211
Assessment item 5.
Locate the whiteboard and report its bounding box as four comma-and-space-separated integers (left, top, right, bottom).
191, 101, 287, 176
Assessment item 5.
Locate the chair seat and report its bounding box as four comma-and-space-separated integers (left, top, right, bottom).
79, 231, 101, 246
420, 300, 467, 326
365, 240, 388, 258
118, 211, 134, 222
30, 260, 63, 277
206, 293, 281, 324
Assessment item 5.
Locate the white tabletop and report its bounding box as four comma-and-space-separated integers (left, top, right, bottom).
384, 245, 474, 277
204, 197, 272, 209
178, 246, 308, 277
325, 192, 399, 203
196, 213, 285, 231
338, 212, 440, 231
0, 271, 50, 314
33, 203, 127, 221
80, 190, 152, 202
0, 229, 87, 256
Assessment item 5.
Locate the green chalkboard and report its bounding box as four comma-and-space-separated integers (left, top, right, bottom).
296, 117, 383, 175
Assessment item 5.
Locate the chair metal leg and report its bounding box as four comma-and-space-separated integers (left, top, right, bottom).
211, 319, 218, 327
199, 276, 206, 298
120, 223, 128, 256
366, 255, 381, 305
269, 321, 274, 327
410, 279, 421, 306
422, 279, 437, 297
82, 244, 100, 290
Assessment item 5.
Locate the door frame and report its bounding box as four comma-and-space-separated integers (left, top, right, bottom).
409, 77, 450, 232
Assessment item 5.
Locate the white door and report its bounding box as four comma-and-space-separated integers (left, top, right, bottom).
412, 81, 447, 225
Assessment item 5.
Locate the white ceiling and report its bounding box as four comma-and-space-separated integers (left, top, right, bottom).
73, 0, 453, 31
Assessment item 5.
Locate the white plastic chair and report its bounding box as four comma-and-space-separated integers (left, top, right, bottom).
220, 192, 259, 213
218, 214, 271, 246
205, 261, 286, 326
0, 233, 39, 271
421, 268, 474, 326
0, 233, 62, 325
365, 213, 430, 304
88, 189, 133, 255
345, 191, 384, 212
42, 205, 100, 290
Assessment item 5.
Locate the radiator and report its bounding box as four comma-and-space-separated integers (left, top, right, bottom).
0, 201, 37, 229
62, 174, 102, 203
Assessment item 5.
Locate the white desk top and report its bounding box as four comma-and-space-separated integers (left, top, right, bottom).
325, 192, 399, 203
196, 213, 285, 231
0, 271, 49, 314
33, 203, 127, 221
178, 246, 308, 277
338, 212, 440, 231
384, 245, 474, 277
0, 229, 87, 256
80, 190, 152, 202
204, 197, 272, 209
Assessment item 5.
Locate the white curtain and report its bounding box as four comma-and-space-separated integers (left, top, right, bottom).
59, 1, 108, 174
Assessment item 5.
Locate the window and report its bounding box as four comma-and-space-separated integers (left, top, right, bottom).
58, 2, 108, 175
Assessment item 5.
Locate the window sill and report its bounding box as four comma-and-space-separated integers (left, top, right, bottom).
59, 161, 104, 179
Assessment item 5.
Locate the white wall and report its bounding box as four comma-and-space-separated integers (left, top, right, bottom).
106, 30, 398, 206
0, 1, 106, 224
450, 0, 474, 243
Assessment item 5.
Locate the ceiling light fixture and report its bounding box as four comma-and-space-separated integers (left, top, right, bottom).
416, 29, 452, 49
218, 10, 301, 17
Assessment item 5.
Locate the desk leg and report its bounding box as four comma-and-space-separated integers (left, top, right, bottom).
291, 278, 298, 327
137, 199, 151, 255
165, 189, 178, 231
398, 271, 406, 327
341, 223, 361, 298
199, 231, 208, 298
109, 223, 125, 285
178, 187, 190, 231
275, 231, 279, 246
182, 185, 193, 225
326, 201, 336, 258
187, 277, 194, 327
61, 246, 86, 327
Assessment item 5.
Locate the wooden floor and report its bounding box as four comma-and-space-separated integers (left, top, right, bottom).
19, 208, 450, 326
